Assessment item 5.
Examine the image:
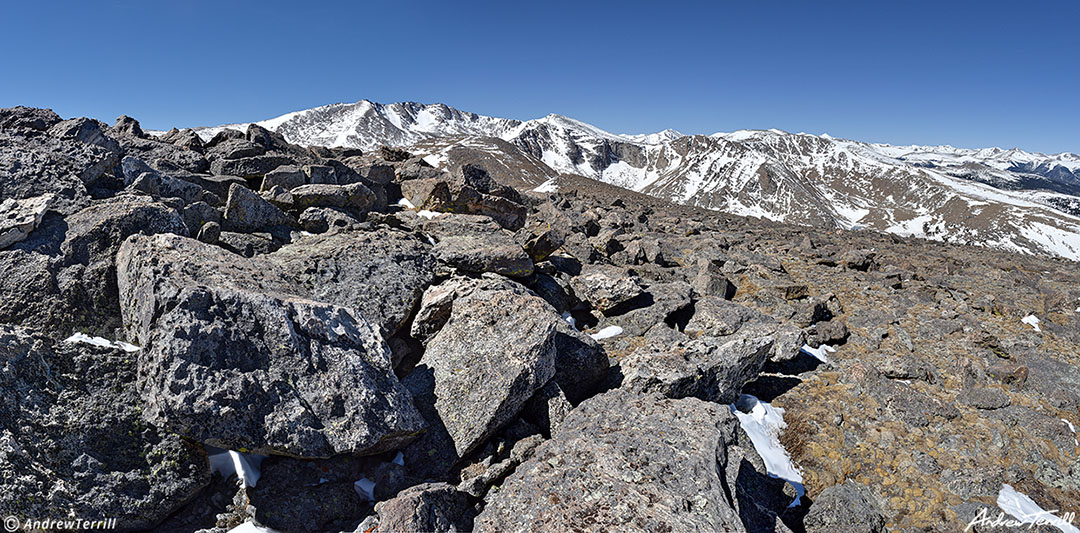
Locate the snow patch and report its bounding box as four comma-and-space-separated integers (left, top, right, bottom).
416, 210, 443, 220
63, 332, 139, 353
1021, 315, 1041, 332
1064, 419, 1079, 447
532, 179, 559, 193
800, 344, 835, 363
560, 311, 577, 330
208, 449, 267, 487
731, 395, 805, 507
354, 477, 376, 502
996, 484, 1080, 533
589, 326, 623, 341
396, 197, 415, 209
226, 522, 279, 533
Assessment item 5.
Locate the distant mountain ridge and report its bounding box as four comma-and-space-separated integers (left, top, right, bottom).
190, 100, 1080, 261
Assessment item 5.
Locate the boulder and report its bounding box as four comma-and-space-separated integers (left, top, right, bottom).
0, 326, 209, 530
0, 196, 187, 337
195, 221, 221, 244
246, 454, 408, 532
405, 284, 560, 460
803, 481, 886, 533
271, 229, 436, 338
692, 257, 737, 299
0, 105, 62, 130
433, 233, 534, 278
298, 206, 362, 233
208, 139, 266, 160
128, 169, 210, 205
223, 183, 297, 232
0, 194, 52, 249
261, 164, 305, 190
210, 154, 295, 177
218, 230, 279, 257
48, 117, 122, 154
0, 129, 114, 214
116, 234, 427, 457
364, 483, 476, 533
618, 299, 779, 403
400, 164, 527, 230
111, 114, 145, 138
290, 182, 376, 211
569, 264, 646, 315
474, 389, 745, 532
304, 164, 337, 184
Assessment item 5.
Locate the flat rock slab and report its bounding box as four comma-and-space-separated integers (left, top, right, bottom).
475, 389, 745, 532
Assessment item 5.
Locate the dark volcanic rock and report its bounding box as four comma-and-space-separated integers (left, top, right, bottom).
0, 326, 209, 529
474, 389, 745, 532
245, 454, 407, 532
116, 234, 426, 457
0, 195, 187, 337
0, 193, 52, 249
410, 284, 559, 458
298, 206, 362, 233
272, 229, 436, 338
0, 129, 115, 214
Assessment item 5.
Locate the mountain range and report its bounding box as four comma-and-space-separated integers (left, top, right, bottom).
189, 100, 1080, 261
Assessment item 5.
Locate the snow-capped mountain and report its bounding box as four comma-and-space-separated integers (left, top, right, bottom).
195, 100, 1080, 260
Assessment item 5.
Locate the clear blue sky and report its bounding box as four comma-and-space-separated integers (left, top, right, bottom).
3, 1, 1077, 153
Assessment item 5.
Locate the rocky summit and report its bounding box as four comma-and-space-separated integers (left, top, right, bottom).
0, 105, 1078, 533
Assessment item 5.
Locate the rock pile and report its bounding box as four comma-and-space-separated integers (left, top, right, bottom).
1, 106, 1078, 532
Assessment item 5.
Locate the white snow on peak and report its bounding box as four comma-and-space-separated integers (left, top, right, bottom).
532, 178, 559, 193
63, 332, 139, 353
996, 484, 1079, 533
731, 395, 805, 508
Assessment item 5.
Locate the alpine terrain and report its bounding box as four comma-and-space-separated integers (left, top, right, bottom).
193, 100, 1080, 261
1, 103, 1078, 533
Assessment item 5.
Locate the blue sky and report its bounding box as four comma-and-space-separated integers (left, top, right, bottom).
3, 1, 1077, 153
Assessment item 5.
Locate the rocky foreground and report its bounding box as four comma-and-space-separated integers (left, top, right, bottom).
1, 106, 1078, 532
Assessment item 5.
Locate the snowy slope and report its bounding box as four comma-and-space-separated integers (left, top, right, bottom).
195, 100, 1080, 261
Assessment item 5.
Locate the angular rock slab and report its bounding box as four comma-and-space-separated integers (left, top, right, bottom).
475, 389, 745, 532
117, 234, 425, 458
0, 193, 52, 249
417, 284, 560, 458
368, 483, 476, 533
620, 298, 778, 403
0, 325, 209, 530
0, 195, 187, 337
271, 229, 436, 338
